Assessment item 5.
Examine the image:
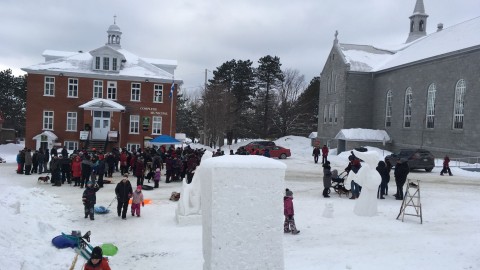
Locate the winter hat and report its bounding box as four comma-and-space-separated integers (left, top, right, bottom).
286, 188, 293, 197
156, 168, 160, 172
91, 246, 103, 259
137, 185, 142, 190
87, 181, 93, 186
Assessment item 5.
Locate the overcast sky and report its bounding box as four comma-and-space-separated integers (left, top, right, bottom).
1, 0, 479, 97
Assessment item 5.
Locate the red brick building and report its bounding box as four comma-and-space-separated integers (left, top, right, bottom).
22, 22, 181, 153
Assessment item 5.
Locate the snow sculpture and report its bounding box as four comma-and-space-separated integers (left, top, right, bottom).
175, 150, 213, 225
322, 202, 334, 218
347, 150, 381, 216
201, 155, 286, 270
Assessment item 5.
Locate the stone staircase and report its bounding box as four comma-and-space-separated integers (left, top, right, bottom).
88, 140, 106, 153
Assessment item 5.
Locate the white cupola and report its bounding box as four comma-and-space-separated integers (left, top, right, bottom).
106, 15, 122, 48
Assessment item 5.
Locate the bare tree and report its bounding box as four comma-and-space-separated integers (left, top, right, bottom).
271, 69, 306, 137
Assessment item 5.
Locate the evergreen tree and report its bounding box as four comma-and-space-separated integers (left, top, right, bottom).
291, 76, 320, 136
0, 69, 26, 137
175, 91, 200, 142
256, 55, 284, 138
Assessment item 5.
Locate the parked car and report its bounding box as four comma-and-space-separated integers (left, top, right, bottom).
245, 141, 276, 147
244, 144, 291, 159
0, 157, 5, 163
386, 149, 435, 172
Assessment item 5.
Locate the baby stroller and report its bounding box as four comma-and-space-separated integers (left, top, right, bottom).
330, 170, 350, 197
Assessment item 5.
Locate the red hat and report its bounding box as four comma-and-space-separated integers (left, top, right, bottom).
137, 185, 142, 190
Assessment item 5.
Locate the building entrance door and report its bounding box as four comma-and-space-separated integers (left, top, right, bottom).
92, 111, 111, 140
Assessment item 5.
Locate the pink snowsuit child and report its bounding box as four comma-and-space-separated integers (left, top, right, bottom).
154, 168, 161, 188
131, 185, 144, 217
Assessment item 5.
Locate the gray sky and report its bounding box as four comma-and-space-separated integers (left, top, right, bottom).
1, 0, 479, 97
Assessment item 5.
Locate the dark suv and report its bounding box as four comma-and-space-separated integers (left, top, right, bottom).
386, 149, 435, 172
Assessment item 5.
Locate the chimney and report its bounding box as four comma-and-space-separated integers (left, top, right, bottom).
437, 23, 443, 32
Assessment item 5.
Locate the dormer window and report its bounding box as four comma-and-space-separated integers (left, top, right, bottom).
113, 58, 117, 71
95, 57, 101, 69
103, 57, 110, 70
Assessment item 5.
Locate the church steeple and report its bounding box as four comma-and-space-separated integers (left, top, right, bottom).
106, 15, 122, 48
406, 0, 428, 43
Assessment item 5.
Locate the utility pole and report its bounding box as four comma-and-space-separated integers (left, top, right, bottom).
203, 68, 208, 145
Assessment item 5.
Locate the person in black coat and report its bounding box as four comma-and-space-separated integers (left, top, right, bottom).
82, 181, 100, 220
394, 158, 410, 200
115, 176, 133, 219
376, 161, 389, 199
312, 146, 320, 164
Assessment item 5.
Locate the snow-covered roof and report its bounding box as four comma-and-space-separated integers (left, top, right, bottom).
23, 47, 181, 82
308, 132, 317, 139
334, 128, 390, 142
79, 98, 125, 112
32, 130, 58, 141
339, 16, 480, 72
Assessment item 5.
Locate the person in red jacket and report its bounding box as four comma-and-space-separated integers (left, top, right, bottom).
84, 246, 111, 270
321, 145, 329, 164
283, 188, 300, 235
71, 155, 82, 187
440, 155, 453, 176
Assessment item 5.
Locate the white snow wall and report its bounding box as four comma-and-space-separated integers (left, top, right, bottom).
201, 155, 286, 270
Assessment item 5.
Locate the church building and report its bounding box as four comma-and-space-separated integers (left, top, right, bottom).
317, 0, 480, 158
22, 20, 181, 153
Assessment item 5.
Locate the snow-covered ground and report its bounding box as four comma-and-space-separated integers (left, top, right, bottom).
0, 136, 479, 269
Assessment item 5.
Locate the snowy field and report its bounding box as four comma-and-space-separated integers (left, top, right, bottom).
0, 136, 479, 269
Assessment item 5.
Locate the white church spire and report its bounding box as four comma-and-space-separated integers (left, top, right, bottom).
406, 0, 428, 43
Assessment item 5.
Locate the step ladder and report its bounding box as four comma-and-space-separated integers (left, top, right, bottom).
396, 179, 422, 224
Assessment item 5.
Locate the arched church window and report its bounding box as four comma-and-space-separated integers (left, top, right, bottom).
453, 79, 466, 129
385, 90, 392, 127
410, 21, 414, 32
419, 20, 424, 31
426, 83, 436, 128
403, 87, 413, 128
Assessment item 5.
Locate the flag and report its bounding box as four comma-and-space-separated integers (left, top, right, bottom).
169, 79, 175, 100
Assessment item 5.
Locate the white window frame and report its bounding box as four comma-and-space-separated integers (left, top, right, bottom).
385, 90, 393, 127
323, 105, 328, 124
103, 57, 109, 70
93, 80, 103, 98
152, 116, 162, 135
68, 78, 78, 98
153, 84, 163, 103
44, 76, 55, 96
64, 141, 78, 151
43, 111, 54, 130
95, 57, 101, 70
127, 143, 141, 153
107, 81, 117, 100
426, 83, 436, 129
112, 58, 118, 71
66, 112, 77, 132
453, 79, 466, 130
131, 83, 141, 102
403, 87, 413, 128
129, 115, 140, 134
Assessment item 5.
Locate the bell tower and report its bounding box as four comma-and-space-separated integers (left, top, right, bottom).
406, 0, 428, 43
106, 15, 122, 48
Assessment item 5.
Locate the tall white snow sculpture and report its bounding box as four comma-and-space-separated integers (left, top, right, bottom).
175, 150, 213, 225
348, 150, 381, 217
201, 155, 286, 270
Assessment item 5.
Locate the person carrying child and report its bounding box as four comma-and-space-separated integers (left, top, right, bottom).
284, 188, 300, 235
131, 185, 145, 217
84, 246, 111, 270
153, 168, 161, 188
82, 181, 100, 220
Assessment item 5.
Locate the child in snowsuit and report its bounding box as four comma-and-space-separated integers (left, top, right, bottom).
82, 181, 100, 220
284, 188, 300, 235
131, 185, 144, 217
154, 168, 161, 188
